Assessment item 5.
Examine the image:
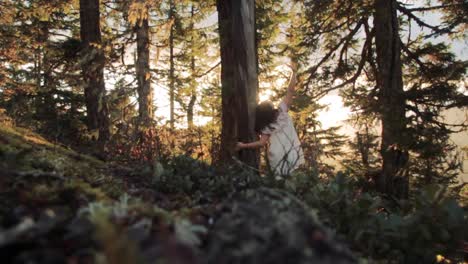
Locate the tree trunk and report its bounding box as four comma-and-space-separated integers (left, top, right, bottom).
169, 0, 175, 130
187, 92, 196, 129
135, 3, 153, 124
374, 0, 408, 198
254, 1, 260, 76
217, 0, 258, 168
187, 4, 196, 130
357, 132, 370, 170
79, 0, 110, 142
40, 21, 57, 124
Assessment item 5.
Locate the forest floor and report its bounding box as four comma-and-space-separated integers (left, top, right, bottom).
0, 121, 359, 264
1, 108, 467, 264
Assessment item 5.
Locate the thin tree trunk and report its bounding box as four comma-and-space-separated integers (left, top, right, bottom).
169, 0, 175, 130
34, 23, 45, 120
217, 0, 258, 168
374, 0, 408, 198
357, 132, 370, 170
254, 1, 260, 77
79, 0, 110, 142
35, 47, 41, 92
40, 21, 56, 122
187, 96, 196, 129
187, 4, 196, 130
187, 55, 196, 128
135, 3, 153, 124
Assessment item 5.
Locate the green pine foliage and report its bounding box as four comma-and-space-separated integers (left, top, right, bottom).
297, 0, 467, 187
291, 172, 467, 263
1, 1, 467, 263
0, 0, 85, 144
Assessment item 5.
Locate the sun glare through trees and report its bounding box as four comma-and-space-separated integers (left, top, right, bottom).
0, 0, 467, 263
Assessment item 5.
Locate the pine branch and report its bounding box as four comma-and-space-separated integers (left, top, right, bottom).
315, 19, 352, 35
305, 19, 364, 88
400, 41, 430, 74
406, 104, 468, 132
406, 4, 464, 12
195, 61, 220, 78
311, 24, 374, 99
396, 4, 453, 36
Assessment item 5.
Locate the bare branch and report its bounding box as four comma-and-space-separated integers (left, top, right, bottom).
311, 26, 374, 99
406, 4, 464, 12
195, 61, 221, 78
305, 19, 364, 88
400, 41, 429, 73
397, 4, 453, 36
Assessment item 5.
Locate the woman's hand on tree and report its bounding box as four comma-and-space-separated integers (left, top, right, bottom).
235, 142, 245, 151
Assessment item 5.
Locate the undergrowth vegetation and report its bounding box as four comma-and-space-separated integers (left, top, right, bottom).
287, 173, 467, 262
0, 122, 466, 263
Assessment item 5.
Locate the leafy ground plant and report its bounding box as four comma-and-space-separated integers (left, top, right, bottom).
292, 173, 467, 263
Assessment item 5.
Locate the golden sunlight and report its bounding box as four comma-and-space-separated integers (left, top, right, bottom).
317, 94, 352, 133
259, 88, 275, 102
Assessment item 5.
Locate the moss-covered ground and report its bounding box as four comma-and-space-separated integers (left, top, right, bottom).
0, 122, 357, 264
0, 121, 466, 264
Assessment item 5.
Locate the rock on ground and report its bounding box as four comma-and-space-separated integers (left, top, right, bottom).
204, 187, 356, 264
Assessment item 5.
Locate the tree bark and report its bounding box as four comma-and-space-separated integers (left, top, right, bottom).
357, 132, 370, 170
187, 92, 196, 129
79, 0, 110, 142
187, 54, 196, 129
34, 22, 49, 120
217, 0, 258, 168
135, 3, 153, 124
169, 0, 175, 130
187, 4, 196, 130
374, 0, 408, 198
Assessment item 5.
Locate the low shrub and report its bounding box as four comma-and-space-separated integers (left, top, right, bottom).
289, 172, 467, 262
152, 155, 262, 200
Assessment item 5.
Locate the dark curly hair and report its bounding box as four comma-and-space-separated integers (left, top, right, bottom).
255, 101, 279, 134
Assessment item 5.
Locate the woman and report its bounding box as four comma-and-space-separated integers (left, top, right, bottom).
236, 64, 305, 176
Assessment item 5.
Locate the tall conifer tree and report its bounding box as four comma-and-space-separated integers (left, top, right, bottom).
80, 0, 110, 142
217, 0, 258, 168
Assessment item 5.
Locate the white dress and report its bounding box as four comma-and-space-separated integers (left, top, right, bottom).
261, 100, 305, 176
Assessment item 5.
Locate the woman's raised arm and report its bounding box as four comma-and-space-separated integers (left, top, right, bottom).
282, 63, 298, 108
